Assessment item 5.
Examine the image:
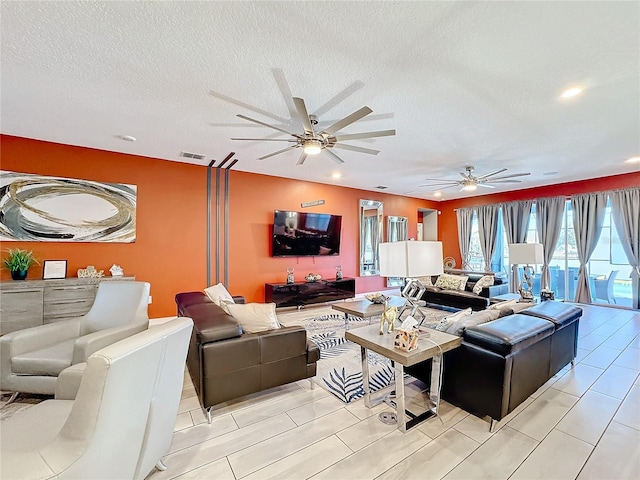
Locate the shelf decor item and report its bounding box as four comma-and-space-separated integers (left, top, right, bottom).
335, 265, 343, 280
305, 273, 322, 282
43, 260, 67, 279
286, 267, 295, 284
3, 248, 39, 280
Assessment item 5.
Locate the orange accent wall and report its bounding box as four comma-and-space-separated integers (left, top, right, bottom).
1, 135, 439, 316
438, 173, 640, 267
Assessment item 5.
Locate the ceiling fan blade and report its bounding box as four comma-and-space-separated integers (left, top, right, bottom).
477, 183, 496, 188
293, 97, 314, 135
296, 152, 308, 165
334, 130, 396, 141
419, 181, 459, 187
487, 172, 531, 180
323, 149, 345, 164
237, 114, 298, 137
486, 179, 523, 184
322, 106, 373, 135
231, 138, 296, 142
257, 146, 298, 160
476, 168, 507, 179
332, 144, 379, 155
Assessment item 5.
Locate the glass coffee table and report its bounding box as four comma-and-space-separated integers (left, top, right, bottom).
345, 323, 461, 433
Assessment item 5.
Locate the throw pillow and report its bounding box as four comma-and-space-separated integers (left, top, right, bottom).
434, 274, 468, 291
488, 298, 518, 311
226, 302, 280, 333
445, 309, 501, 336
204, 282, 235, 306
434, 307, 473, 332
416, 276, 433, 287
472, 275, 495, 294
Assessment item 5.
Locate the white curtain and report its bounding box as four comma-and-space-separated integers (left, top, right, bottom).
502, 200, 533, 292
456, 207, 475, 269
477, 204, 500, 272
571, 192, 608, 303
535, 196, 565, 291
610, 188, 640, 309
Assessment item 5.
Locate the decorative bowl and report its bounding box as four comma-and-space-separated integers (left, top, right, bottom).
365, 293, 388, 304
305, 273, 322, 282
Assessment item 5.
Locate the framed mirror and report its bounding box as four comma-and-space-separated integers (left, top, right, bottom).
359, 199, 383, 276
386, 216, 408, 286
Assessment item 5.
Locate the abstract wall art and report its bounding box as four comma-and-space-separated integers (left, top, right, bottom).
0, 171, 137, 242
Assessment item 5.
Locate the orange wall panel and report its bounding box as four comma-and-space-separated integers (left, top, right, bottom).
1, 135, 438, 315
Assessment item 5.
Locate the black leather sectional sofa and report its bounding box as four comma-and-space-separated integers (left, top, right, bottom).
408, 301, 582, 429
175, 292, 320, 422
421, 271, 510, 311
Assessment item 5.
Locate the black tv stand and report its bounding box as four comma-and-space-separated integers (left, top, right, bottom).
265, 278, 356, 308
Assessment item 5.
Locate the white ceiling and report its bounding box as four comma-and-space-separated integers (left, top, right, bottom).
2, 1, 639, 200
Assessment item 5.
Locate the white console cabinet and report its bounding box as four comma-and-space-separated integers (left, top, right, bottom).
0, 276, 134, 335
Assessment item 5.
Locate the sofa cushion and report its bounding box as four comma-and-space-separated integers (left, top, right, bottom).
416, 276, 433, 286
472, 275, 495, 294
488, 299, 518, 311
181, 301, 242, 343
433, 308, 473, 332
226, 302, 281, 333
435, 274, 468, 291
446, 308, 501, 336
204, 283, 235, 306
464, 314, 554, 356
12, 339, 75, 376
521, 302, 582, 328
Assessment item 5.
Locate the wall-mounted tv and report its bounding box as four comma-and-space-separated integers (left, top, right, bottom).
272, 210, 342, 257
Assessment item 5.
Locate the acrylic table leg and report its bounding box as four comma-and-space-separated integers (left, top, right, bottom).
361, 346, 372, 408
430, 353, 443, 415
395, 362, 406, 433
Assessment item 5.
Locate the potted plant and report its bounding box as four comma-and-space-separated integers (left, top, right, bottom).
3, 249, 39, 280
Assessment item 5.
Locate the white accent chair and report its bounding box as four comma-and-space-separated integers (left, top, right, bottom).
0, 317, 194, 480
0, 281, 150, 397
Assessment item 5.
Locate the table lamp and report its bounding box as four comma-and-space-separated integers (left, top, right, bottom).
379, 240, 444, 320
508, 243, 544, 302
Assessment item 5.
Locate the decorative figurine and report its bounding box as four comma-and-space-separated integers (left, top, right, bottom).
335, 265, 343, 280
109, 264, 124, 277
380, 301, 398, 335
286, 267, 294, 284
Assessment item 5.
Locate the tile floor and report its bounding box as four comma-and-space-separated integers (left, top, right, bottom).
143, 303, 640, 480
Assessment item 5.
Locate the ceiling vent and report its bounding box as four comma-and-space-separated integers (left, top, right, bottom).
375, 185, 389, 189
180, 151, 206, 161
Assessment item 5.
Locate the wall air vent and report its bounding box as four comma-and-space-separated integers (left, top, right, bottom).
375, 185, 389, 189
180, 151, 206, 161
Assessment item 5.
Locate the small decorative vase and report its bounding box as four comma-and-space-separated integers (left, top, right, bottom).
11, 269, 28, 280
336, 265, 343, 280
286, 267, 295, 285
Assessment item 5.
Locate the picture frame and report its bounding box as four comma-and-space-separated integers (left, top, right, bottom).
43, 260, 68, 280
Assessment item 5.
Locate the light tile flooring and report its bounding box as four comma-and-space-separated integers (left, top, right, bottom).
142, 303, 640, 480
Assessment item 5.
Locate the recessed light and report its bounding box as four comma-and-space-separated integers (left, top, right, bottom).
625, 156, 640, 164
434, 191, 442, 197
119, 135, 136, 142
560, 86, 583, 99
331, 172, 342, 179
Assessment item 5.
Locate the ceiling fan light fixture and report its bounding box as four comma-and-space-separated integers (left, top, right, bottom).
463, 183, 477, 191
303, 139, 322, 155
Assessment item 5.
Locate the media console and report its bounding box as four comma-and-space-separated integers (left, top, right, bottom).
265, 277, 356, 308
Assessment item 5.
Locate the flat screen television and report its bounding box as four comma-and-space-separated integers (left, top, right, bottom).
272, 210, 342, 257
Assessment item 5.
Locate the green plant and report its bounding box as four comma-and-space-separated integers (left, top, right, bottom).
3, 249, 39, 272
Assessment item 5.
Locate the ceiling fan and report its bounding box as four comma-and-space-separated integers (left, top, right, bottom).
420, 166, 531, 192
231, 97, 395, 165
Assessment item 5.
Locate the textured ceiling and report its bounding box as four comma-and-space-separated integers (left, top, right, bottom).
1, 1, 639, 199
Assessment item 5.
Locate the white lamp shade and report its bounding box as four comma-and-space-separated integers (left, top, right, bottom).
379, 241, 444, 277
508, 243, 544, 265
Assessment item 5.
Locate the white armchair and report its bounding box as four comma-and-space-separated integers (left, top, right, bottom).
0, 281, 150, 397
0, 316, 193, 480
